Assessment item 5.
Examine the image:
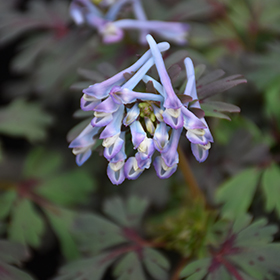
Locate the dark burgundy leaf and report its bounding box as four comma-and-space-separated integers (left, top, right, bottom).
146, 81, 157, 94
167, 64, 182, 83
177, 94, 193, 104
197, 75, 247, 100
197, 69, 225, 86
189, 107, 205, 118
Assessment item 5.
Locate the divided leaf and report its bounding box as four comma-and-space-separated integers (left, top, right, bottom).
181, 216, 280, 280
103, 196, 148, 229
0, 240, 30, 265
180, 258, 211, 280
0, 99, 53, 142
66, 197, 170, 280
197, 69, 225, 86
261, 163, 280, 216
142, 248, 170, 280
248, 42, 280, 90
23, 148, 96, 206
23, 148, 63, 179
216, 168, 261, 218
55, 253, 117, 280
44, 207, 80, 260
0, 240, 34, 280
113, 252, 146, 280
8, 199, 44, 248
0, 190, 17, 219
201, 101, 240, 120
113, 248, 170, 280
36, 170, 95, 206
0, 148, 96, 259
197, 74, 247, 100
73, 212, 126, 255
0, 261, 34, 280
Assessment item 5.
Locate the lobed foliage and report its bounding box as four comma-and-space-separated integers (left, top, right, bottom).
0, 0, 280, 280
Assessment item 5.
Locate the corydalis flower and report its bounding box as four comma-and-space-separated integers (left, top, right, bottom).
183, 58, 213, 162
69, 35, 210, 185
145, 35, 211, 171
69, 0, 189, 45
70, 39, 170, 184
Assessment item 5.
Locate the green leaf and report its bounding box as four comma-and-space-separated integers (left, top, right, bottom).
216, 168, 262, 218
205, 265, 232, 280
36, 170, 95, 206
261, 163, 280, 216
180, 258, 211, 280
0, 190, 17, 219
103, 196, 148, 228
213, 115, 274, 146
0, 240, 30, 265
264, 80, 280, 127
228, 245, 280, 280
231, 214, 252, 234
125, 196, 149, 228
181, 216, 280, 280
0, 99, 53, 142
8, 199, 44, 248
44, 207, 80, 260
23, 148, 62, 179
201, 101, 240, 120
204, 101, 240, 112
248, 42, 280, 90
0, 239, 33, 279
56, 253, 117, 280
73, 110, 93, 118
0, 261, 34, 280
73, 212, 126, 255
194, 64, 206, 80
103, 197, 129, 227
142, 248, 170, 280
201, 104, 231, 120
113, 252, 146, 280
234, 218, 278, 247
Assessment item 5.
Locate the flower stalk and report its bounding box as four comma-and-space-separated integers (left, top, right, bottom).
178, 146, 207, 207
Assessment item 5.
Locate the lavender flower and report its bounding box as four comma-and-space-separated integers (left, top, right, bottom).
69, 123, 100, 166
183, 58, 213, 162
70, 40, 170, 184
69, 0, 189, 45
69, 35, 212, 185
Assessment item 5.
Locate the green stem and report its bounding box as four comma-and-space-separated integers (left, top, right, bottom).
178, 145, 207, 207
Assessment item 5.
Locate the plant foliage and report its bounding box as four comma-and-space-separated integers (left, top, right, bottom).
181, 215, 280, 280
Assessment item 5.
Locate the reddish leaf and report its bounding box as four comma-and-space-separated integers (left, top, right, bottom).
197, 75, 247, 100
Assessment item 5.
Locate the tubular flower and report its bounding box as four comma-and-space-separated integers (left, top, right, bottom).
183, 58, 214, 162
69, 35, 212, 185
69, 0, 189, 44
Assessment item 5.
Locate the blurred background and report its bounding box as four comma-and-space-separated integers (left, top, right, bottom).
0, 0, 280, 279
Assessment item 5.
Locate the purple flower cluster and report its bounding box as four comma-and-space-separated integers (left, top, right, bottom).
69, 35, 213, 185
70, 0, 189, 45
